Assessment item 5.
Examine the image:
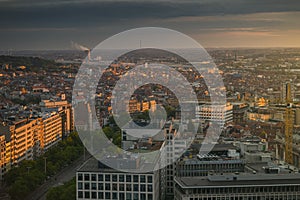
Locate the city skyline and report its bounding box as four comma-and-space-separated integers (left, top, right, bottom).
1, 0, 300, 50
2, 1, 300, 199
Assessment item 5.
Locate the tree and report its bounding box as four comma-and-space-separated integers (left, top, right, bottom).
4, 132, 83, 200
46, 178, 76, 200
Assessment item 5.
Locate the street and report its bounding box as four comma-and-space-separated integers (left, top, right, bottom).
26, 152, 91, 200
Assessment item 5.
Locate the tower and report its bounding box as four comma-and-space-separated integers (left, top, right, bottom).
281, 81, 294, 103
284, 82, 293, 164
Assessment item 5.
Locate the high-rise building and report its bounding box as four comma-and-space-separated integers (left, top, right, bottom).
161, 120, 195, 200
281, 81, 295, 103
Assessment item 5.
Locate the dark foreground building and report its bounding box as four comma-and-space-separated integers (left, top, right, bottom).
174, 173, 300, 200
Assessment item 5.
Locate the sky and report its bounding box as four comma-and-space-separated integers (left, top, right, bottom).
1, 0, 300, 50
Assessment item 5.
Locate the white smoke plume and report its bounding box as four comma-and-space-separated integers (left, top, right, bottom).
71, 41, 89, 51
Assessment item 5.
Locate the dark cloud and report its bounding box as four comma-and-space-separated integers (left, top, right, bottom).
0, 0, 300, 49
1, 0, 300, 28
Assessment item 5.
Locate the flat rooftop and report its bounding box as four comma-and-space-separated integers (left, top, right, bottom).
175, 173, 300, 188
77, 155, 158, 174
246, 162, 292, 174
190, 143, 238, 152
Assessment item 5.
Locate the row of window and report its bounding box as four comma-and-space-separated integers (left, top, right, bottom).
183, 185, 300, 194
78, 173, 153, 183
78, 182, 153, 192
78, 191, 153, 200
187, 194, 300, 200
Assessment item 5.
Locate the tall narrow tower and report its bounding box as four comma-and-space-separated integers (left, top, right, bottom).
285, 82, 293, 164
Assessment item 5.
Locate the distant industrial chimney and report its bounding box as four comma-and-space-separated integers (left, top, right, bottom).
71, 41, 91, 61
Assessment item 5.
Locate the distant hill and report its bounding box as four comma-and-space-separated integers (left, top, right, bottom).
0, 55, 57, 71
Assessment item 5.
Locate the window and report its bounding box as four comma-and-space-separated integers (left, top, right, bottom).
133, 193, 139, 200
84, 192, 90, 199
140, 175, 146, 183
112, 192, 118, 200
78, 182, 83, 190
134, 184, 139, 191
133, 175, 139, 182
98, 183, 103, 190
119, 193, 125, 200
84, 174, 90, 181
126, 193, 132, 200
78, 191, 83, 198
126, 175, 131, 182
78, 173, 83, 181
105, 174, 110, 181
112, 183, 118, 191
84, 183, 90, 190
126, 184, 132, 191
91, 183, 97, 190
148, 185, 153, 192
147, 176, 152, 183
119, 184, 125, 191
91, 192, 97, 199
91, 174, 96, 181
112, 174, 117, 182
98, 174, 103, 181
119, 175, 125, 182
148, 194, 153, 200
98, 192, 103, 199
105, 192, 111, 199
105, 183, 110, 190
140, 193, 146, 200
140, 184, 146, 192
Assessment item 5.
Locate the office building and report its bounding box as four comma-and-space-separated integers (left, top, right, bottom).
195, 102, 233, 128
176, 157, 244, 177
174, 173, 300, 200
76, 157, 161, 200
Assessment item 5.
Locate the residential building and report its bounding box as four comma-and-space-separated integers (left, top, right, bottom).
231, 103, 248, 123
0, 104, 73, 179
41, 112, 63, 151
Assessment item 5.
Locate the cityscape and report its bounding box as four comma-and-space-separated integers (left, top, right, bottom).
1, 1, 300, 200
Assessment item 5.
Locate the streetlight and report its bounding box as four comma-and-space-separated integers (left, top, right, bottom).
44, 157, 47, 175
26, 166, 31, 174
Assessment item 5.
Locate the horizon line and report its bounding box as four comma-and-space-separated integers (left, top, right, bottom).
1, 46, 300, 52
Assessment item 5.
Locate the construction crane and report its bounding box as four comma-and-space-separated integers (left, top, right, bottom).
285, 82, 293, 164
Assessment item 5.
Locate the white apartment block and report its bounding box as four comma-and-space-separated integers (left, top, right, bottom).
195, 102, 233, 127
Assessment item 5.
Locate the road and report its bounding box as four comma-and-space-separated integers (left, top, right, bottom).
26, 153, 91, 200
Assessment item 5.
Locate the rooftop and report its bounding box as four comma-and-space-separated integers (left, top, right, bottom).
77, 155, 158, 174
175, 173, 300, 188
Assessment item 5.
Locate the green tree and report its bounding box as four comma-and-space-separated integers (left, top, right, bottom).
46, 178, 76, 200
4, 132, 83, 200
